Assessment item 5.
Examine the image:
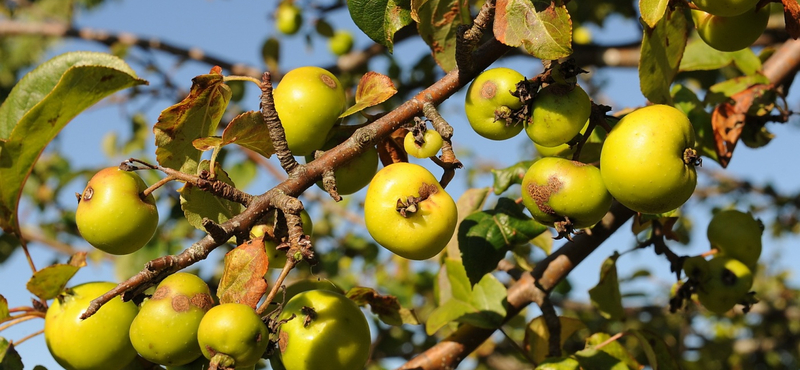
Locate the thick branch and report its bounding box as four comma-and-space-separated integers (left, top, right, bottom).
82, 37, 513, 319
397, 33, 800, 370
0, 20, 262, 78
397, 202, 636, 370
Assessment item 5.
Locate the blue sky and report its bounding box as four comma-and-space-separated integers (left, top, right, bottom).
2, 1, 799, 369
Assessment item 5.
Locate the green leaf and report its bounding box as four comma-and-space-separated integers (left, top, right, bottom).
25, 252, 87, 300
638, 8, 687, 105
193, 111, 276, 159
679, 38, 761, 75
671, 84, 718, 162
585, 332, 641, 370
445, 187, 490, 260
0, 337, 23, 370
574, 348, 629, 370
154, 68, 231, 175
630, 330, 682, 370
459, 198, 548, 285
0, 51, 146, 236
588, 254, 624, 321
346, 286, 420, 326
339, 72, 398, 118
217, 238, 269, 308
535, 357, 581, 370
491, 160, 535, 195
348, 0, 412, 53
410, 0, 471, 71
639, 0, 669, 28
179, 160, 245, 232
426, 259, 507, 335
261, 37, 280, 72
524, 316, 587, 364
0, 295, 8, 322
494, 0, 573, 60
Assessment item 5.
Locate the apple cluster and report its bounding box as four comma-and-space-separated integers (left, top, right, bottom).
463, 67, 700, 236
44, 274, 371, 370
680, 210, 763, 313
691, 0, 770, 52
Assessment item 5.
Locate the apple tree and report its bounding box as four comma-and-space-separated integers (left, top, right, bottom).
1, 0, 800, 369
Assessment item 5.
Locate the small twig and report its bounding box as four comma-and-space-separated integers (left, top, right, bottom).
11, 329, 43, 346
261, 73, 300, 175
592, 332, 625, 350
141, 175, 175, 199
256, 257, 299, 316
314, 150, 342, 201
422, 102, 461, 188
455, 0, 496, 75
0, 315, 40, 332
127, 158, 254, 206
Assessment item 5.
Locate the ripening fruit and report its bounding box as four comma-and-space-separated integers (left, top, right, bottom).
526, 84, 592, 147
683, 255, 710, 282
693, 7, 769, 52
273, 66, 347, 156
276, 3, 303, 35
278, 290, 371, 370
304, 137, 379, 195
251, 209, 313, 268
707, 209, 763, 269
197, 303, 269, 368
692, 0, 760, 17
521, 157, 612, 229
129, 272, 214, 366
599, 104, 698, 214
696, 257, 753, 314
364, 162, 458, 260
284, 279, 344, 303
45, 282, 139, 370
404, 130, 444, 158
464, 68, 525, 140
76, 167, 158, 255
328, 30, 354, 56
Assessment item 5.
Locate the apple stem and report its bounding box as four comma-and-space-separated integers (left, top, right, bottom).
422, 102, 462, 188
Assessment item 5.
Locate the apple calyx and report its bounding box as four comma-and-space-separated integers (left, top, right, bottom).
395, 183, 438, 217
301, 306, 317, 327
209, 353, 236, 370
683, 148, 702, 166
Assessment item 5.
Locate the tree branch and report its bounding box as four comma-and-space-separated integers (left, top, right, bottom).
397, 201, 636, 370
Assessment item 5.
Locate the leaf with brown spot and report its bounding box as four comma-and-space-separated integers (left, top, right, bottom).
346, 287, 420, 326
67, 251, 87, 268
494, 0, 572, 60
217, 239, 269, 308
193, 111, 276, 159
154, 66, 232, 175
339, 72, 398, 118
781, 0, 800, 39
711, 83, 772, 168
377, 127, 409, 166
410, 0, 471, 71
